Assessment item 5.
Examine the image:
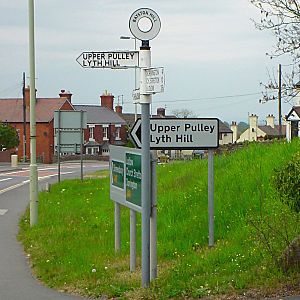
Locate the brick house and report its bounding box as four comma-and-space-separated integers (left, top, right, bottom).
0, 87, 74, 163
74, 91, 127, 155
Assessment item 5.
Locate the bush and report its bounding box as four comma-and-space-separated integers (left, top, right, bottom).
272, 152, 300, 213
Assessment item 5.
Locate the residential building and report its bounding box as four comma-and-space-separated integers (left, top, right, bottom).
0, 87, 74, 163
285, 81, 300, 141
74, 91, 127, 155
237, 114, 285, 143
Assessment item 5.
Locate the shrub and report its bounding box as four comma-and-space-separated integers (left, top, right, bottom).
272, 152, 300, 213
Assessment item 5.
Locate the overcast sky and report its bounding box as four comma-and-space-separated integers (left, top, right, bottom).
0, 1, 296, 123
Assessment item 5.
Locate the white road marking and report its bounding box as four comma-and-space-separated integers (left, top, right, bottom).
0, 178, 12, 182
38, 171, 74, 180
0, 181, 28, 195
0, 171, 74, 195
0, 209, 8, 215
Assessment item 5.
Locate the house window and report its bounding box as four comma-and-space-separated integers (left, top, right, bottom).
89, 126, 94, 140
103, 126, 108, 140
252, 128, 255, 132
115, 127, 120, 140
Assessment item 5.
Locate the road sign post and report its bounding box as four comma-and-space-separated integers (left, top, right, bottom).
129, 7, 161, 288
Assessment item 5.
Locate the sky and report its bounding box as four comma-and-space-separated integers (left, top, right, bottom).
0, 0, 297, 123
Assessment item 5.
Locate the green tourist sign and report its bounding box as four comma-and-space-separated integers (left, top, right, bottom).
111, 160, 125, 189
126, 152, 142, 207
110, 145, 142, 212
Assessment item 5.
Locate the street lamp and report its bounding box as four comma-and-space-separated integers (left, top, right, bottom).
120, 36, 138, 121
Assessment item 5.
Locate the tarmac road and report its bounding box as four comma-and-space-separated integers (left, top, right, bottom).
0, 162, 107, 300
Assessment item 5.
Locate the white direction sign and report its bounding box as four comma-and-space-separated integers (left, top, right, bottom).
132, 88, 140, 102
76, 51, 139, 69
141, 67, 165, 94
130, 118, 219, 149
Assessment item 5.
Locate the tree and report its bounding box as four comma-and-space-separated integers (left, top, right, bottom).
251, 0, 300, 62
0, 122, 19, 151
172, 109, 196, 118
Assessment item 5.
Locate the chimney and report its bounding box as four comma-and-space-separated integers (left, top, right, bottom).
24, 86, 37, 107
230, 121, 238, 143
100, 90, 114, 110
59, 89, 73, 103
115, 105, 123, 114
266, 114, 275, 128
157, 107, 165, 117
249, 114, 258, 141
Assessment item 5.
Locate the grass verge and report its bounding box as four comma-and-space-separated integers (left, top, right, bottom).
19, 140, 300, 299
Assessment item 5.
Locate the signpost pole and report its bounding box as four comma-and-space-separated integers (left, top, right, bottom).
57, 110, 61, 183
130, 38, 139, 273
130, 210, 136, 271
208, 149, 214, 247
115, 203, 121, 253
150, 151, 157, 280
140, 40, 152, 287
80, 110, 84, 182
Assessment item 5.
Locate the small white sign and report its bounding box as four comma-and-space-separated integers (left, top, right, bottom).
132, 89, 140, 102
76, 51, 139, 69
141, 67, 165, 94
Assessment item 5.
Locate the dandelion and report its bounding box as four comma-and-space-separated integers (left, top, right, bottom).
104, 266, 108, 270
92, 268, 96, 273
46, 259, 50, 263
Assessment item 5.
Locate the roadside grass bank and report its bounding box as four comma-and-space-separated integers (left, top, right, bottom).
18, 140, 300, 299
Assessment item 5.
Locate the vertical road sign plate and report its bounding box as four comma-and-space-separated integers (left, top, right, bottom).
125, 152, 142, 206
141, 67, 165, 94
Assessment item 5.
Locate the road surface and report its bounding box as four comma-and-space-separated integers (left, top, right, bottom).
0, 162, 107, 300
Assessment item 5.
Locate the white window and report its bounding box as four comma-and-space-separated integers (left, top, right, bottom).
103, 126, 108, 140
89, 126, 94, 140
115, 127, 120, 140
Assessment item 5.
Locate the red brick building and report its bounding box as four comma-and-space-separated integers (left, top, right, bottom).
74, 91, 127, 155
0, 87, 74, 163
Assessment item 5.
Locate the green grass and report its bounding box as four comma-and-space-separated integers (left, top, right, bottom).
18, 140, 300, 299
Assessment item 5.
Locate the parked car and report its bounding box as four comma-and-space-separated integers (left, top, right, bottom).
192, 150, 205, 159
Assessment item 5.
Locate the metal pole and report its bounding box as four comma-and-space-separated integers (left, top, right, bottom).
57, 110, 61, 183
80, 110, 83, 182
28, 0, 38, 227
130, 37, 138, 272
140, 40, 152, 287
115, 202, 121, 253
150, 151, 157, 280
130, 209, 136, 271
208, 150, 214, 247
278, 64, 282, 136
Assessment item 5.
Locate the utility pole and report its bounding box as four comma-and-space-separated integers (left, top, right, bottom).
28, 0, 38, 226
22, 72, 27, 162
278, 64, 282, 136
